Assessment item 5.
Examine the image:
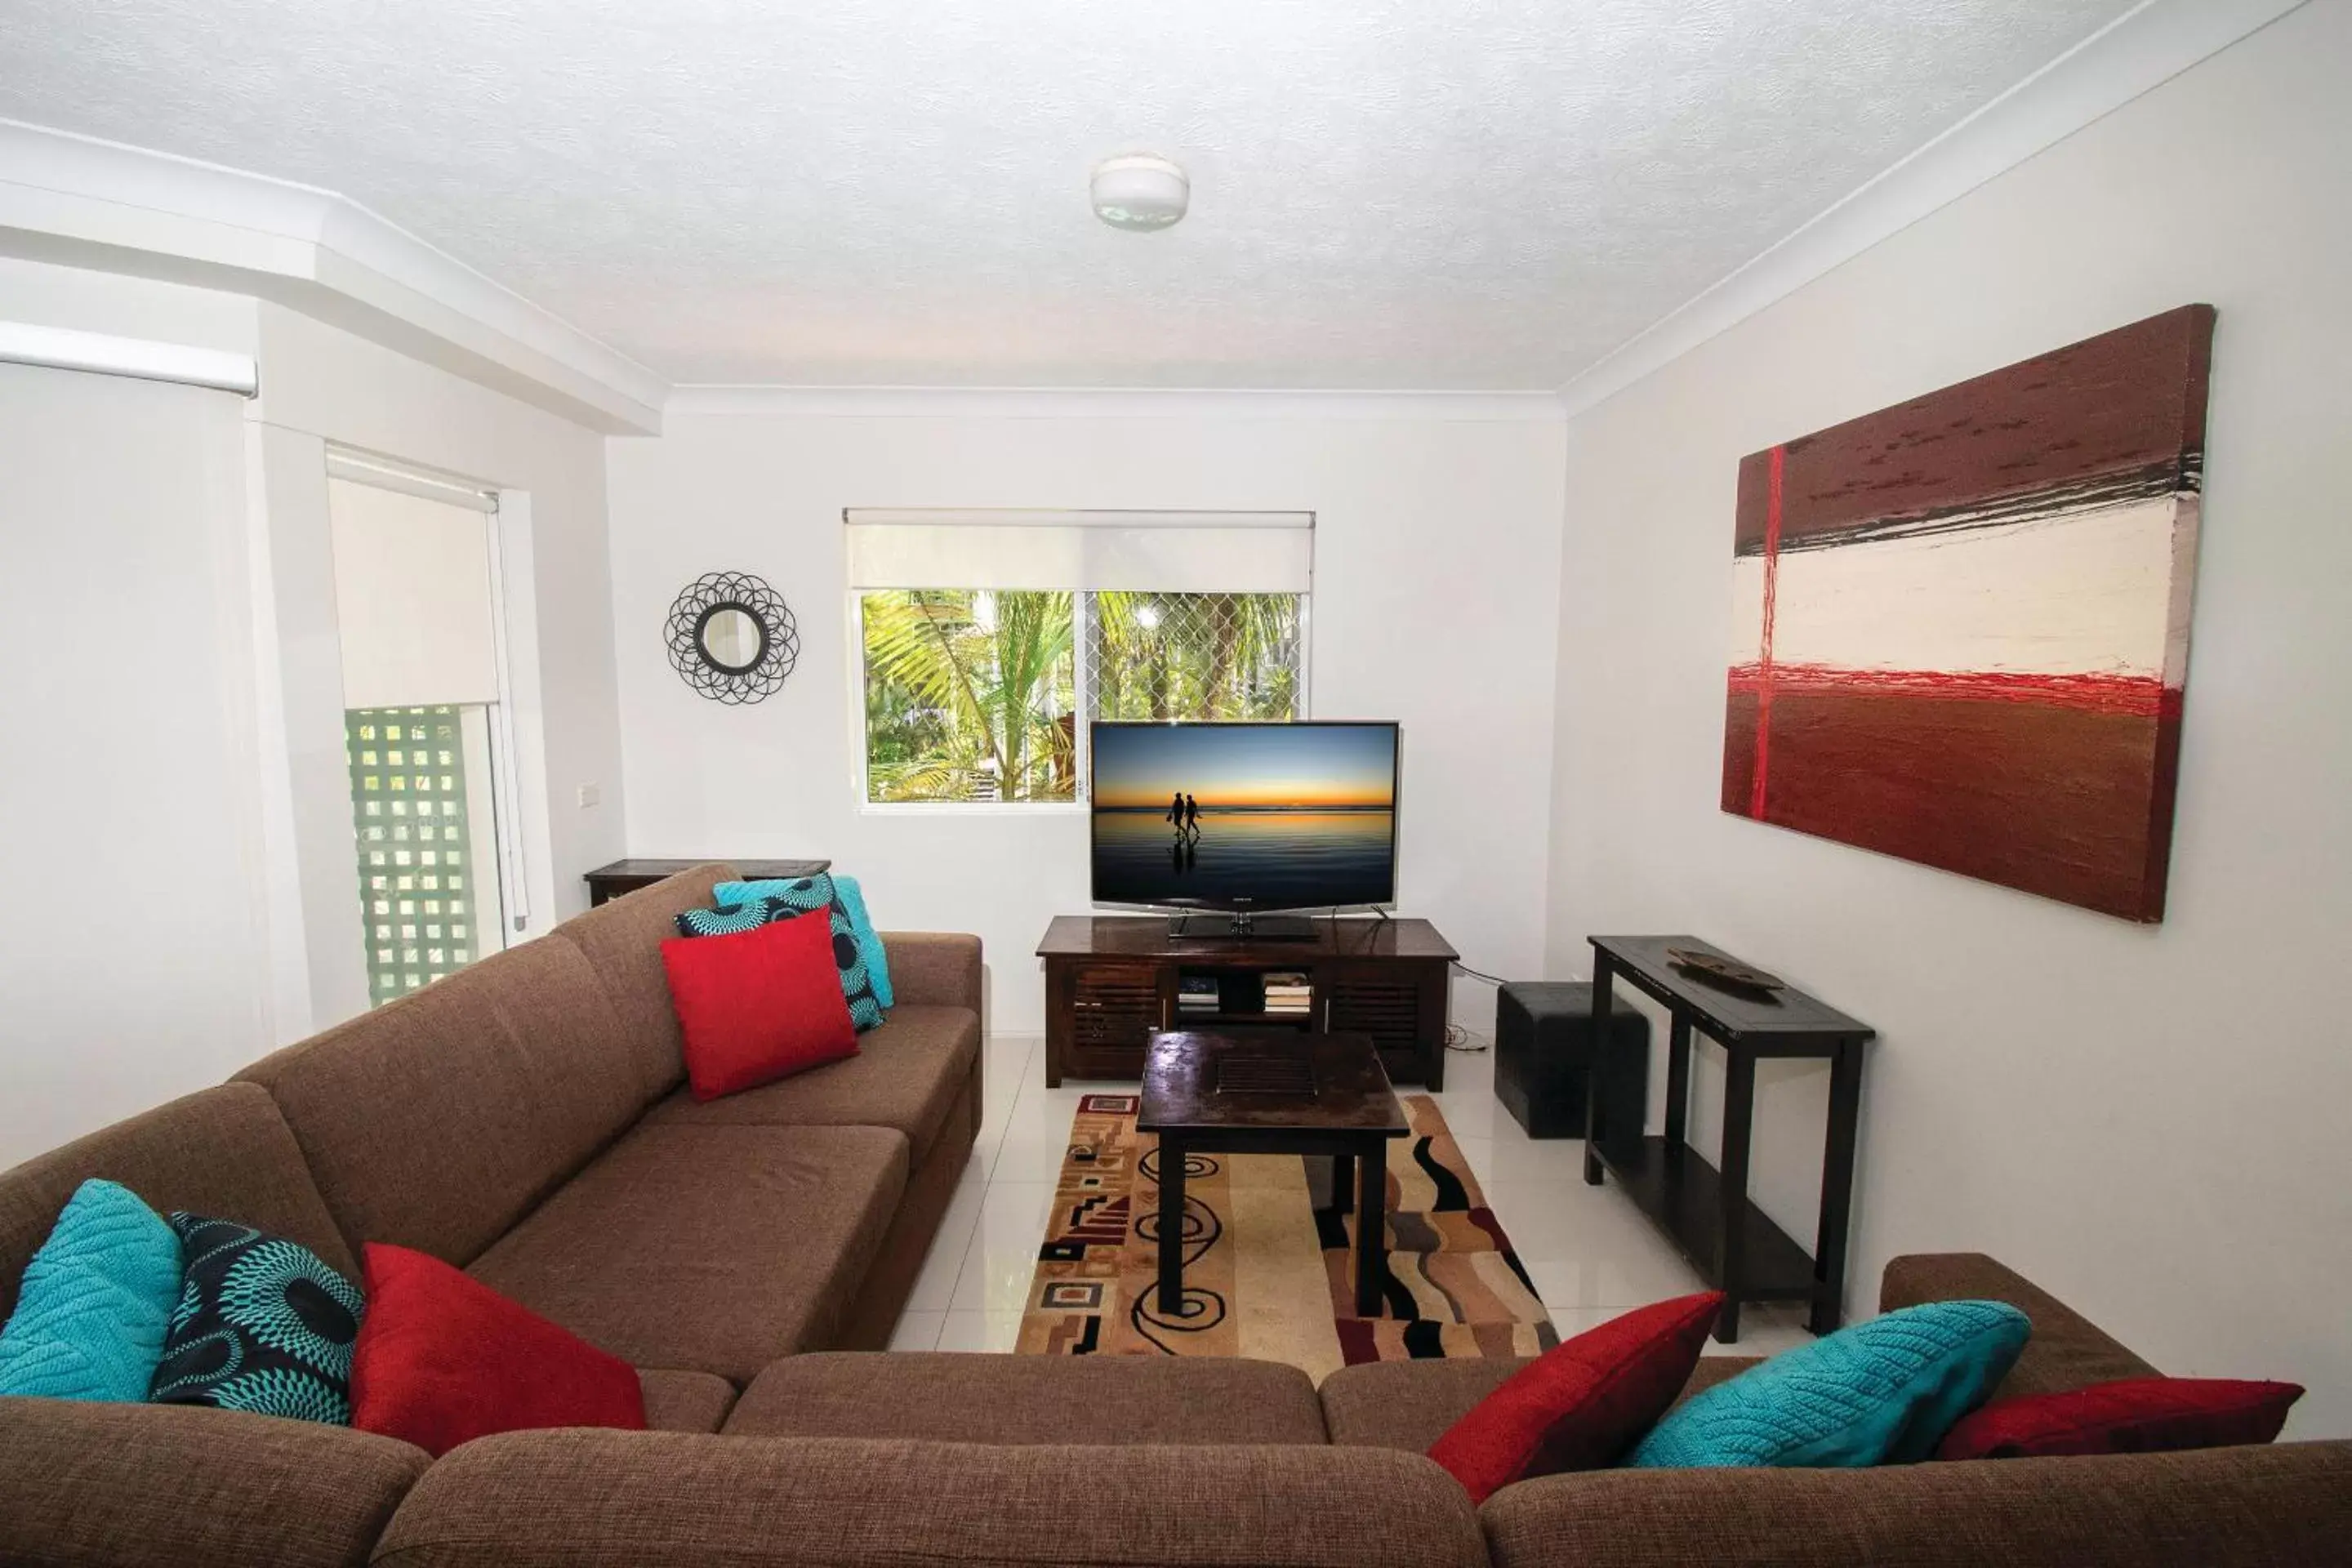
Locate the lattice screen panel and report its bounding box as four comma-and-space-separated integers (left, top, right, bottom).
346, 706, 479, 1006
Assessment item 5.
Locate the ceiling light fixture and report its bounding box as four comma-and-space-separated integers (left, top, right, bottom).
1090, 154, 1189, 232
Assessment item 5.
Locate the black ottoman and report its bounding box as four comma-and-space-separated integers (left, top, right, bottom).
1494, 982, 1650, 1140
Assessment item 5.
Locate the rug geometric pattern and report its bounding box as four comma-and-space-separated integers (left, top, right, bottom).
1015, 1091, 1556, 1379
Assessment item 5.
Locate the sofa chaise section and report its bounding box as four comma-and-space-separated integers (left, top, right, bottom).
465, 1120, 907, 1384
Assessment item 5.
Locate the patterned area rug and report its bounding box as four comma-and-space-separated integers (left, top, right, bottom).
1014, 1091, 1557, 1379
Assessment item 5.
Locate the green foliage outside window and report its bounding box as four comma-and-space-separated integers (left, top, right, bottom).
861, 590, 1303, 804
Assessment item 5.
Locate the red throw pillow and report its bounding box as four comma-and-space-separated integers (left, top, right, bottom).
350, 1243, 646, 1457
661, 910, 858, 1100
1428, 1290, 1724, 1502
1936, 1376, 2303, 1460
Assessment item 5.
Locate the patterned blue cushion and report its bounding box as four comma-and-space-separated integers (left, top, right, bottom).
148, 1214, 366, 1425
679, 871, 885, 1031
1628, 1300, 2031, 1468
717, 874, 893, 1010
0, 1179, 180, 1402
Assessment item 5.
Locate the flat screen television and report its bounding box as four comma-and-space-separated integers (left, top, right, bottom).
1089, 720, 1400, 920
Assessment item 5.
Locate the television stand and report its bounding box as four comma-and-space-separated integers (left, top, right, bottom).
1167, 911, 1319, 941
1037, 914, 1459, 1089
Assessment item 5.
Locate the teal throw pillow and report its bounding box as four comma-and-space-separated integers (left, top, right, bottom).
679, 872, 885, 1031
0, 1178, 182, 1402
1628, 1299, 2030, 1468
716, 874, 893, 1010
149, 1214, 366, 1424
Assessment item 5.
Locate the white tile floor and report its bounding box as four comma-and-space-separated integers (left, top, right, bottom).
889, 1031, 1817, 1358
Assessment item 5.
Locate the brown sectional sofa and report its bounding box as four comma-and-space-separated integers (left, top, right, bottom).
4, 866, 2350, 1566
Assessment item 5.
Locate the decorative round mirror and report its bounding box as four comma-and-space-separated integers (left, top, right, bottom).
697, 604, 767, 673
666, 571, 799, 704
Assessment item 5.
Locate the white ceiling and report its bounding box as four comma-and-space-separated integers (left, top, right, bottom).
1, 0, 2136, 390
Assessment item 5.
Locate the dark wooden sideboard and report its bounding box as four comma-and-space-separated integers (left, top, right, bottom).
583, 858, 831, 907
1036, 915, 1459, 1089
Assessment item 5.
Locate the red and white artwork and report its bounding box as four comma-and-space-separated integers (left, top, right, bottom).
1722, 305, 2215, 922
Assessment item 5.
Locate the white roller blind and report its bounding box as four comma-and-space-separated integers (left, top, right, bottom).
844, 509, 1312, 593
327, 475, 501, 708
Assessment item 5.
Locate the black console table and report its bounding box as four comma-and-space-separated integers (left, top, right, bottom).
584, 858, 830, 907
1580, 934, 1872, 1343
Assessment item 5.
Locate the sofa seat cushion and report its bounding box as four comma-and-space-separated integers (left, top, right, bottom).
465, 1124, 909, 1384
637, 1369, 737, 1433
1321, 1352, 1759, 1452
724, 1352, 1328, 1445
641, 1004, 979, 1165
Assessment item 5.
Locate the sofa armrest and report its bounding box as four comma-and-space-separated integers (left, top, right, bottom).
1480, 1441, 2352, 1568
0, 1396, 428, 1568
881, 932, 982, 1013
1879, 1253, 2159, 1396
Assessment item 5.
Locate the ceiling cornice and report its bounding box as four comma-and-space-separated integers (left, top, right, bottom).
0, 119, 668, 434
1556, 0, 2310, 418
0, 0, 2300, 434
662, 385, 1569, 422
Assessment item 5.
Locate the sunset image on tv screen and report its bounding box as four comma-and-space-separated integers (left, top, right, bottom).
1089, 723, 1397, 909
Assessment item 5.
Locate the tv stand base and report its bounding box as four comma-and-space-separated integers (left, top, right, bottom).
1168, 911, 1319, 941
1038, 914, 1460, 1090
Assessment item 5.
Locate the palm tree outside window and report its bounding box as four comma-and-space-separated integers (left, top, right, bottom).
861, 590, 1305, 804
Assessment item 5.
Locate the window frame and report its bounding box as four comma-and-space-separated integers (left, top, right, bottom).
847, 589, 1313, 814
326, 445, 532, 969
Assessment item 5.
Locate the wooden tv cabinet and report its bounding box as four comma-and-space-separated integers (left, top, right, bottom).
1036, 915, 1459, 1089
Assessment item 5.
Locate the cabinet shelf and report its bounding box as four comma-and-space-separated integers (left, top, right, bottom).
1039, 915, 1459, 1090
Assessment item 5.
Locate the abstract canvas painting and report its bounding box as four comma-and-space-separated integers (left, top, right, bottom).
1722, 305, 2215, 922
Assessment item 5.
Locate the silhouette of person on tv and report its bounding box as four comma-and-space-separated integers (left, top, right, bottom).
1184, 794, 1200, 837
1166, 791, 1186, 836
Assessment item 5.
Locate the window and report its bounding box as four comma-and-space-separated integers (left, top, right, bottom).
327, 458, 522, 1003
860, 590, 1304, 803
846, 510, 1312, 806
345, 705, 506, 1003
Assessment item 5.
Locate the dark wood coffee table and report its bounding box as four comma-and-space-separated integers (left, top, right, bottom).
1138, 1030, 1410, 1319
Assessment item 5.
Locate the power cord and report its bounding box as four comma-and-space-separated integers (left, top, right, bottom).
1444, 960, 1508, 1053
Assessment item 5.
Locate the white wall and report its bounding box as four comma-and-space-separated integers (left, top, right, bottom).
0, 261, 629, 1165
1544, 1, 2350, 1437
254, 305, 630, 968
607, 406, 1568, 1034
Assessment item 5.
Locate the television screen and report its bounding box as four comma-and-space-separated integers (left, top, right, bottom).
1089, 721, 1399, 911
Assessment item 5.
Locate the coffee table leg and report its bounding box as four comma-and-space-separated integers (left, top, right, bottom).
1157, 1133, 1189, 1319
1332, 1152, 1355, 1215
1354, 1139, 1384, 1316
